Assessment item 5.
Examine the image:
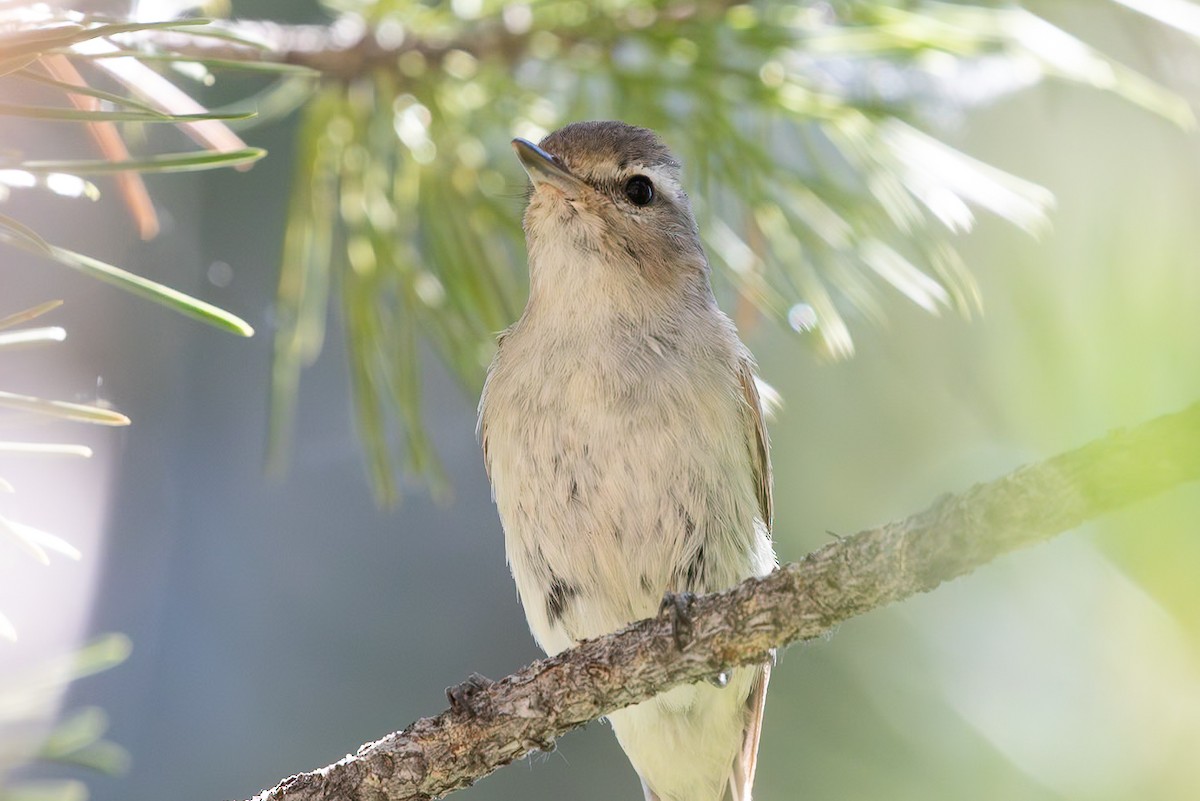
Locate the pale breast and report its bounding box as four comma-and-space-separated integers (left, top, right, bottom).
480, 315, 771, 655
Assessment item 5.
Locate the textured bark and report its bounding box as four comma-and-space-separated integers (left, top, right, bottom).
245, 401, 1200, 801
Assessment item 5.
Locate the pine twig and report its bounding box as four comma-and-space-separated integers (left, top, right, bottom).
245, 400, 1200, 801
128, 3, 739, 81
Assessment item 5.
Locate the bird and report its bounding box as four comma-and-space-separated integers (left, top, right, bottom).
478, 120, 776, 801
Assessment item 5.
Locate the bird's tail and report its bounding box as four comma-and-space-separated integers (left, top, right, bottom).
729, 662, 771, 801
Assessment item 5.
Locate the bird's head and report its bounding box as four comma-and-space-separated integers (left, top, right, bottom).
513, 121, 710, 298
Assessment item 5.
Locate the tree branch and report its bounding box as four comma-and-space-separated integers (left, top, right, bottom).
245, 400, 1200, 801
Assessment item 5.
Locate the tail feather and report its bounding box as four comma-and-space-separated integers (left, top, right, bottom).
729, 662, 770, 801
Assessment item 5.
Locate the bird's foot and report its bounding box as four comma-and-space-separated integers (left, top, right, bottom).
658, 590, 696, 651
522, 736, 557, 754
446, 672, 494, 718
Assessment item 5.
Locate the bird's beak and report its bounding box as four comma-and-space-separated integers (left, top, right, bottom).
512, 138, 584, 195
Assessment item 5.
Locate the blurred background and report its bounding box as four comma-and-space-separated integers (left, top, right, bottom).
2, 1, 1199, 801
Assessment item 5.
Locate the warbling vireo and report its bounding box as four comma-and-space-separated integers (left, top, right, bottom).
479, 120, 776, 801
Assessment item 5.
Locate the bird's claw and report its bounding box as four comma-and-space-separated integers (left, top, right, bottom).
658, 590, 697, 651
446, 672, 495, 718
522, 736, 557, 753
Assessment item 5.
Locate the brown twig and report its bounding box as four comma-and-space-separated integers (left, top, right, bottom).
243, 401, 1200, 801
40, 54, 160, 240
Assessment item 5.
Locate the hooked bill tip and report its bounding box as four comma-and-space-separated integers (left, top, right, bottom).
512, 137, 581, 192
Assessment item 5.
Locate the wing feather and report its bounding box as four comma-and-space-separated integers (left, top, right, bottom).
478, 329, 511, 485
730, 663, 771, 801
733, 359, 773, 801
736, 360, 773, 530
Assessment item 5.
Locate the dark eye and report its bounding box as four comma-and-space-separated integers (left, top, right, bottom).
624, 175, 654, 206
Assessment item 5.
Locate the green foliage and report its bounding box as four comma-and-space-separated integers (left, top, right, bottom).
0, 8, 280, 799
0, 0, 312, 629
271, 0, 1196, 502
0, 6, 270, 333
0, 1, 276, 645
0, 301, 121, 633
0, 300, 131, 801
0, 634, 131, 801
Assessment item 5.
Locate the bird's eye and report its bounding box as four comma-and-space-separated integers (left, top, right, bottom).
624, 175, 654, 206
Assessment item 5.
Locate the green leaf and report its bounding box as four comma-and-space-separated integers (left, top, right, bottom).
162, 56, 321, 77
3, 633, 133, 687
0, 779, 88, 801
0, 103, 255, 123
68, 633, 133, 680
51, 245, 254, 335
0, 390, 131, 426
41, 740, 131, 775
0, 53, 40, 77
267, 90, 341, 474
38, 708, 109, 756
0, 213, 53, 255
0, 18, 209, 62
15, 147, 267, 175
0, 171, 99, 199
0, 514, 82, 564
0, 326, 67, 349
13, 68, 163, 113
1006, 9, 1196, 129
0, 442, 92, 456
0, 235, 255, 335
38, 707, 131, 775
0, 300, 63, 330
0, 24, 85, 58
152, 22, 273, 50
208, 77, 317, 131
858, 239, 950, 314
75, 50, 322, 76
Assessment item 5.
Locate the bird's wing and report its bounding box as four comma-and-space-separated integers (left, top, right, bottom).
733, 360, 773, 801
477, 329, 512, 485
730, 662, 771, 801
477, 391, 494, 484
736, 359, 773, 530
